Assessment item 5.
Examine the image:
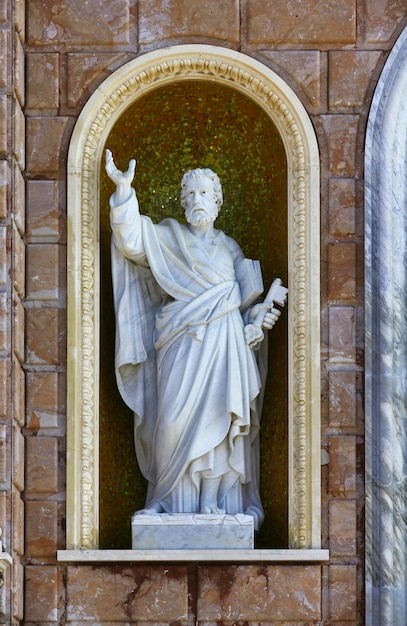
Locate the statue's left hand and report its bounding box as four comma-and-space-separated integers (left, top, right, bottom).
249, 303, 281, 330
262, 306, 281, 330
244, 304, 281, 349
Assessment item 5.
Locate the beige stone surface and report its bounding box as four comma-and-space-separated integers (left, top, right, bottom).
328, 371, 357, 429
0, 1, 6, 24
12, 487, 24, 556
12, 423, 24, 491
0, 425, 7, 486
364, 0, 406, 43
13, 0, 25, 39
25, 308, 63, 365
197, 565, 321, 621
0, 360, 7, 418
26, 180, 61, 242
25, 500, 58, 558
328, 306, 356, 363
26, 371, 59, 431
27, 0, 131, 45
0, 160, 9, 219
329, 564, 358, 621
138, 0, 239, 44
13, 99, 25, 169
0, 294, 6, 357
26, 243, 60, 301
13, 225, 25, 298
0, 31, 7, 88
258, 50, 322, 107
26, 53, 59, 110
66, 565, 188, 621
25, 436, 58, 494
329, 435, 357, 495
24, 565, 59, 622
13, 558, 24, 621
26, 117, 70, 174
329, 499, 357, 556
14, 30, 24, 106
13, 162, 25, 234
67, 52, 127, 109
328, 242, 356, 300
0, 491, 7, 536
0, 97, 7, 156
328, 178, 356, 236
329, 51, 382, 109
12, 355, 25, 427
322, 114, 359, 177
248, 0, 356, 44
0, 226, 5, 289
13, 296, 24, 363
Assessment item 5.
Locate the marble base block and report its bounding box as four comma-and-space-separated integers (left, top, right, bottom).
131, 513, 254, 550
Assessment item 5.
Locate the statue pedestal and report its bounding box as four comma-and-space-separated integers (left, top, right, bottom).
131, 513, 254, 550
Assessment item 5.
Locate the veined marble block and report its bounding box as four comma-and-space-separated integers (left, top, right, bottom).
131, 513, 254, 550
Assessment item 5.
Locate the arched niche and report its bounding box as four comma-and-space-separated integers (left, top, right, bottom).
365, 27, 407, 624
66, 45, 321, 551
99, 80, 289, 549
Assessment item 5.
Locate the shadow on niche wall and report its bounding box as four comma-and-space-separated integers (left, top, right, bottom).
99, 80, 288, 549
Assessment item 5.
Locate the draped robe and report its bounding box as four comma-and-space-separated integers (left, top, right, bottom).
110, 190, 267, 528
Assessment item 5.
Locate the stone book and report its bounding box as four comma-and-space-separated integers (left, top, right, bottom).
235, 257, 264, 310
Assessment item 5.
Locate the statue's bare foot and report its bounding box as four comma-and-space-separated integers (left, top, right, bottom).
134, 502, 163, 515
200, 504, 226, 515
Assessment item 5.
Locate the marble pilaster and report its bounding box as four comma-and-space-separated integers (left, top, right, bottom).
365, 25, 407, 626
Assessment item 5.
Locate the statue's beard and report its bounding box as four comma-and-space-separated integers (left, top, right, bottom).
186, 206, 218, 226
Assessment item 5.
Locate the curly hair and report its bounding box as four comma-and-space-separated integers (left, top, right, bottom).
180, 168, 223, 210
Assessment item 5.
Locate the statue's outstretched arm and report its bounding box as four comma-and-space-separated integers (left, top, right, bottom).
105, 149, 137, 207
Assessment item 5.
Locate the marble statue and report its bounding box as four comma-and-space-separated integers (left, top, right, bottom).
106, 150, 286, 530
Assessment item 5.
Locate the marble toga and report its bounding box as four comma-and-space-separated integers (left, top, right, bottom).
110, 189, 267, 529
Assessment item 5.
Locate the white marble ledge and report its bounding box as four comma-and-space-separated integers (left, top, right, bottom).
58, 549, 329, 563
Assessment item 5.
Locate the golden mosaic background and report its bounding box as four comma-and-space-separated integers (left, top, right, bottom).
99, 80, 288, 548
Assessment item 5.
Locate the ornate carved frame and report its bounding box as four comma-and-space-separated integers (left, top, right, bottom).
66, 45, 321, 550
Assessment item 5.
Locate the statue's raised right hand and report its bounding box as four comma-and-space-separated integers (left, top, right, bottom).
105, 149, 137, 187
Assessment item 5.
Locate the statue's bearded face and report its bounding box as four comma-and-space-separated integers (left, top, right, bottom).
183, 175, 219, 226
